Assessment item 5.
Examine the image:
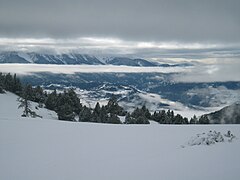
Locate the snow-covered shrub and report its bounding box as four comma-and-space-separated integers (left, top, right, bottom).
183, 130, 236, 147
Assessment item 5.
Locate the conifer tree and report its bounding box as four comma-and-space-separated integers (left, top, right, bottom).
45, 89, 58, 110
190, 115, 198, 124
125, 112, 134, 124
79, 106, 92, 122
91, 102, 101, 122
18, 96, 31, 117
57, 104, 75, 121
0, 84, 4, 93
13, 73, 22, 94
106, 95, 126, 116
135, 116, 150, 124
99, 106, 108, 123
108, 113, 121, 124
199, 115, 210, 124
18, 85, 41, 118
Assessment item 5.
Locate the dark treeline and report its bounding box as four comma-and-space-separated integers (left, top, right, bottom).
0, 72, 210, 124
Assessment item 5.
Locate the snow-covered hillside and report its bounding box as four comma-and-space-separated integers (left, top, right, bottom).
0, 92, 57, 120
1, 92, 240, 180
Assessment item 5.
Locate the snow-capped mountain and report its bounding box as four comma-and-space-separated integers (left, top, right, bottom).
0, 51, 160, 66
106, 57, 157, 66
0, 51, 194, 67
0, 52, 104, 65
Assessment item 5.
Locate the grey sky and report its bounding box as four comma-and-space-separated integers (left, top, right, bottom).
0, 0, 240, 43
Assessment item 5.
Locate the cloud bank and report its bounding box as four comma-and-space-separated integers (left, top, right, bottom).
0, 64, 191, 75
0, 0, 240, 43
0, 63, 239, 83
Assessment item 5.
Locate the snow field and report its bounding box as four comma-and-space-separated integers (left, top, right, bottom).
1, 92, 240, 180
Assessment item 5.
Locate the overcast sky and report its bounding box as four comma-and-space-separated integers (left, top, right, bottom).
0, 0, 240, 60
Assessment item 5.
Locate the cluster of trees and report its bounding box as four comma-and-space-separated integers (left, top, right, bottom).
125, 105, 151, 124
151, 109, 189, 124
190, 115, 210, 124
45, 89, 82, 121
0, 72, 210, 124
0, 73, 22, 94
79, 97, 126, 124
0, 73, 79, 119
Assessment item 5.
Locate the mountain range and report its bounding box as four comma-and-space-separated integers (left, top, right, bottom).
0, 51, 191, 67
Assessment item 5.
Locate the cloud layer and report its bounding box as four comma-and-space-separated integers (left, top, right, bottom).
0, 0, 240, 43
0, 63, 239, 83
0, 64, 191, 75
0, 0, 239, 65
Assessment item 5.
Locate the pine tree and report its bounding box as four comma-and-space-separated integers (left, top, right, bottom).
183, 117, 189, 124
18, 97, 31, 117
135, 116, 150, 124
106, 95, 126, 116
0, 84, 4, 93
131, 107, 142, 119
0, 73, 4, 93
160, 110, 167, 124
67, 88, 82, 114
141, 105, 151, 119
4, 73, 14, 92
166, 110, 173, 124
45, 89, 58, 110
190, 115, 198, 124
57, 104, 75, 121
107, 113, 121, 124
33, 85, 45, 104
13, 73, 22, 94
91, 102, 101, 122
125, 112, 134, 124
99, 106, 108, 123
18, 85, 42, 118
79, 106, 92, 122
199, 115, 210, 124
174, 114, 184, 124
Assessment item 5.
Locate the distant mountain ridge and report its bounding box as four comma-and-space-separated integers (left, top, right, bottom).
0, 51, 192, 67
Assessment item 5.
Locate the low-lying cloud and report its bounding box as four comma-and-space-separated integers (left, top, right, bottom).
0, 64, 191, 75
0, 62, 239, 83
172, 60, 240, 82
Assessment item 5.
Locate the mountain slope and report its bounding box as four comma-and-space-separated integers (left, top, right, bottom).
0, 52, 29, 63
107, 57, 157, 66
0, 93, 240, 180
1, 90, 240, 180
0, 52, 105, 65
204, 102, 240, 124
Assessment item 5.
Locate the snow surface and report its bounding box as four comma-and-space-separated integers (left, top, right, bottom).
0, 92, 58, 120
1, 92, 240, 180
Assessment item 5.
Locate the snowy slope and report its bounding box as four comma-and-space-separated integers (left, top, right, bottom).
1, 92, 240, 180
0, 92, 57, 120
